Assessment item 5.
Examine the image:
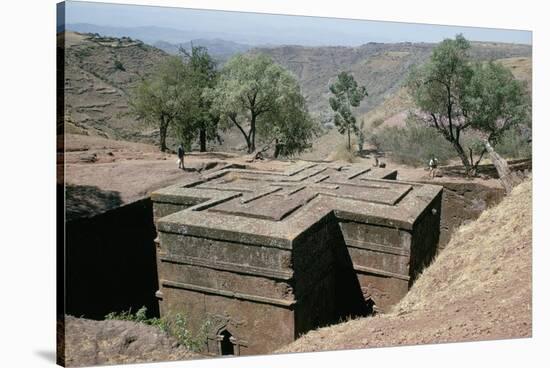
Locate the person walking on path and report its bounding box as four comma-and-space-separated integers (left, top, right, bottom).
429, 156, 438, 179
177, 143, 185, 170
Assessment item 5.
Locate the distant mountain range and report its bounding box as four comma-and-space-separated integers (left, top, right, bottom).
67, 23, 252, 62
153, 39, 251, 63
63, 21, 394, 47
66, 23, 224, 44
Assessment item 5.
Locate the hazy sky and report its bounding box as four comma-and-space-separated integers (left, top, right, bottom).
63, 1, 532, 46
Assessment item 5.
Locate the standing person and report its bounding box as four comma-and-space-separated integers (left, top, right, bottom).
177, 143, 185, 170
428, 156, 438, 179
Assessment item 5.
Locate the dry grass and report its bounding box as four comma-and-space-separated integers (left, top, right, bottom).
63, 31, 87, 47
396, 178, 531, 313
328, 140, 360, 163
360, 87, 414, 130
364, 51, 411, 71
278, 178, 532, 353
496, 57, 532, 91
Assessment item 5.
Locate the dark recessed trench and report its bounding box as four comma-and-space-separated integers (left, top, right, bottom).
62, 194, 160, 320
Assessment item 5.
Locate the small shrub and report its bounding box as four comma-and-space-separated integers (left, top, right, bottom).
114, 59, 125, 71
137, 41, 147, 50
73, 47, 92, 61
324, 122, 335, 130
332, 141, 359, 163
372, 121, 456, 166
371, 117, 385, 128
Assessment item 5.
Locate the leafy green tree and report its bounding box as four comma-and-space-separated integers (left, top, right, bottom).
406, 35, 472, 170
329, 72, 368, 151
129, 56, 193, 152
206, 54, 315, 155
406, 34, 529, 174
258, 90, 320, 158
463, 61, 530, 165
180, 45, 220, 152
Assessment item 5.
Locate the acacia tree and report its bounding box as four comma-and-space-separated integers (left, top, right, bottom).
329, 71, 368, 151
463, 61, 530, 165
129, 56, 193, 152
180, 45, 220, 152
207, 54, 315, 155
406, 34, 529, 174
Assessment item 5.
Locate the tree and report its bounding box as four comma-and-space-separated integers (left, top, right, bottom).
129, 56, 193, 152
329, 72, 368, 151
180, 45, 220, 152
406, 35, 472, 171
406, 34, 529, 175
463, 61, 530, 163
258, 89, 320, 158
207, 54, 315, 155
356, 119, 366, 152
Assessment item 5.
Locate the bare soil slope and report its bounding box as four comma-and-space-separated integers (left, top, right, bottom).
278, 178, 532, 353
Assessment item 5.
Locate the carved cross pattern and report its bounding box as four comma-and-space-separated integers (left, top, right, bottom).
186, 163, 412, 221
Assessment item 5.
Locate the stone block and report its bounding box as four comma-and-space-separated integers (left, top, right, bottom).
152, 163, 442, 355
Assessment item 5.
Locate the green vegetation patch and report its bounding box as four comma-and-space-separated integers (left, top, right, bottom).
368, 121, 456, 167
105, 306, 211, 352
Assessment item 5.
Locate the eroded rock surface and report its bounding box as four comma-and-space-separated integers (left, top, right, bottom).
61, 316, 202, 367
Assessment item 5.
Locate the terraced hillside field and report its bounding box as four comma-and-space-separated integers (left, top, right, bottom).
61, 32, 168, 143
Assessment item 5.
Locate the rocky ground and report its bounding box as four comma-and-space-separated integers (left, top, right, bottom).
62, 134, 292, 220
60, 316, 202, 367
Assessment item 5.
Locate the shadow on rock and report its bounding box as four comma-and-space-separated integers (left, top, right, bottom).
65, 184, 123, 221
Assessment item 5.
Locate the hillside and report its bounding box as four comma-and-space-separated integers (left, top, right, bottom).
61, 31, 531, 155
278, 178, 532, 353
154, 38, 251, 63
252, 42, 531, 118
356, 55, 532, 134
61, 31, 169, 143
498, 56, 532, 93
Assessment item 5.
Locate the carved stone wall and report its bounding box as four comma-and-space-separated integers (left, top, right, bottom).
152, 163, 442, 355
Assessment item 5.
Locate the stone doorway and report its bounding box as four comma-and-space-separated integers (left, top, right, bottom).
218, 330, 234, 355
